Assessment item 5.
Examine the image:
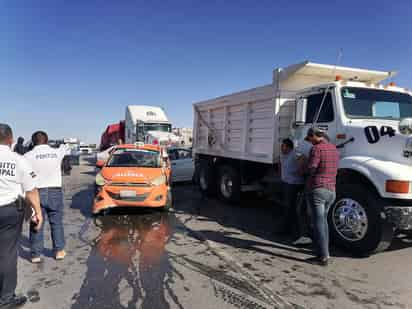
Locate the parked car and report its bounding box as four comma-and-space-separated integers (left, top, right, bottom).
167, 147, 194, 182
93, 144, 172, 215
79, 145, 93, 154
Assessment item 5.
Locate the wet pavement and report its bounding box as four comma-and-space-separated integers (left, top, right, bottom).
16, 158, 412, 309
17, 159, 281, 309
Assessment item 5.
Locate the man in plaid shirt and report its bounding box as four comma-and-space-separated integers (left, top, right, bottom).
305, 127, 339, 266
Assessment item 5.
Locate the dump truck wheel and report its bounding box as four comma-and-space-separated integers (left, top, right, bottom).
198, 160, 216, 197
330, 184, 394, 255
217, 165, 241, 204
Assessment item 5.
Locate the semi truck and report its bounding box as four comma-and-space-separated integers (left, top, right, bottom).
193, 61, 412, 255
125, 105, 180, 146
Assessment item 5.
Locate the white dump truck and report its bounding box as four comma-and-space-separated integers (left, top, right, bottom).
193, 61, 412, 255
125, 105, 180, 146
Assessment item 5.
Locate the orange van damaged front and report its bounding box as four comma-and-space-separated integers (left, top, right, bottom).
93, 144, 172, 214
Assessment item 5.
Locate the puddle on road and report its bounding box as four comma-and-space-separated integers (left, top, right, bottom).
71, 210, 272, 309
72, 211, 175, 309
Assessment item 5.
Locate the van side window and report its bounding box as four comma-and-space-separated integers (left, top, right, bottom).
305, 92, 334, 123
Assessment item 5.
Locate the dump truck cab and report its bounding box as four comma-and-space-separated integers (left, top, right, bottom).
290, 80, 412, 253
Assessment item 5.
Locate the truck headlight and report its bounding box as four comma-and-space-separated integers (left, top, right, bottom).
95, 173, 107, 186
151, 175, 166, 186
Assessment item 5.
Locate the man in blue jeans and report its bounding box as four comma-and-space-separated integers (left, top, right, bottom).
24, 131, 67, 263
305, 127, 339, 266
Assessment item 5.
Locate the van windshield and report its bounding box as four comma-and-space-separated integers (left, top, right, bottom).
341, 87, 412, 120
107, 149, 161, 168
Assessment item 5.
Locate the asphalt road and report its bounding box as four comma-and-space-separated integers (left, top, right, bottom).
16, 158, 412, 309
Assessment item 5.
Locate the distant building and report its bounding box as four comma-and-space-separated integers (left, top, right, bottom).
173, 127, 193, 147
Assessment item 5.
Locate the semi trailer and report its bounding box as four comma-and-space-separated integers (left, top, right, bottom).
193, 61, 412, 255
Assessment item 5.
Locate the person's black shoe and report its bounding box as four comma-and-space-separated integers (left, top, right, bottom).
0, 295, 27, 309
306, 256, 329, 267
319, 257, 329, 267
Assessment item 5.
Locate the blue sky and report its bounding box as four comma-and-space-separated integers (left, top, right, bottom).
1, 0, 411, 143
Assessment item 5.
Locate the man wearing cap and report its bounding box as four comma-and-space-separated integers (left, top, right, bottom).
0, 124, 43, 309
305, 127, 339, 266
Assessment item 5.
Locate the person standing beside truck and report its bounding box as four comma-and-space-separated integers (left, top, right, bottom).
24, 131, 67, 263
290, 138, 314, 245
278, 138, 305, 236
0, 124, 42, 309
305, 127, 339, 266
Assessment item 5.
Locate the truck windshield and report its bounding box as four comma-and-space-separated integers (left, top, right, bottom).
107, 149, 161, 168
341, 87, 412, 120
144, 123, 172, 133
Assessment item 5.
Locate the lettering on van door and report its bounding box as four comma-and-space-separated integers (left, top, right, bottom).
364, 125, 395, 144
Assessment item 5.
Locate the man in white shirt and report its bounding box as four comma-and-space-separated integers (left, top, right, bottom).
0, 124, 42, 309
24, 131, 67, 263
278, 138, 305, 236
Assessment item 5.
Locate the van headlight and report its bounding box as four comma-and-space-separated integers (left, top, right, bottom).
151, 175, 166, 186
95, 173, 107, 186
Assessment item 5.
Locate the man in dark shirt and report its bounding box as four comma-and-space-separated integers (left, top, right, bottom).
305, 127, 339, 266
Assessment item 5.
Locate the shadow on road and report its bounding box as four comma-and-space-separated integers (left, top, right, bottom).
71, 210, 184, 309
172, 184, 412, 261
80, 171, 98, 176
70, 187, 94, 218
172, 185, 319, 263
19, 234, 55, 262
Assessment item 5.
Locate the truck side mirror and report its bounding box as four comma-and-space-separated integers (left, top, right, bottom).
96, 160, 105, 168
294, 98, 307, 126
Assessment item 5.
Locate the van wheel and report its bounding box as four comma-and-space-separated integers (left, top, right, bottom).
198, 160, 216, 197
330, 184, 394, 255
218, 165, 241, 203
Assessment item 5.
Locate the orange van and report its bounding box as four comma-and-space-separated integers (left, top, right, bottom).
93, 143, 171, 214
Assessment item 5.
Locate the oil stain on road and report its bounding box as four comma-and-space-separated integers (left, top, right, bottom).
70, 209, 273, 309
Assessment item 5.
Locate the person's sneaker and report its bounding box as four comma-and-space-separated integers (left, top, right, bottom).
30, 256, 42, 264
0, 294, 27, 308
55, 250, 66, 260
292, 236, 313, 246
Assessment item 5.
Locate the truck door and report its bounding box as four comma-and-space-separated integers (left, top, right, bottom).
136, 122, 145, 142
294, 89, 338, 145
